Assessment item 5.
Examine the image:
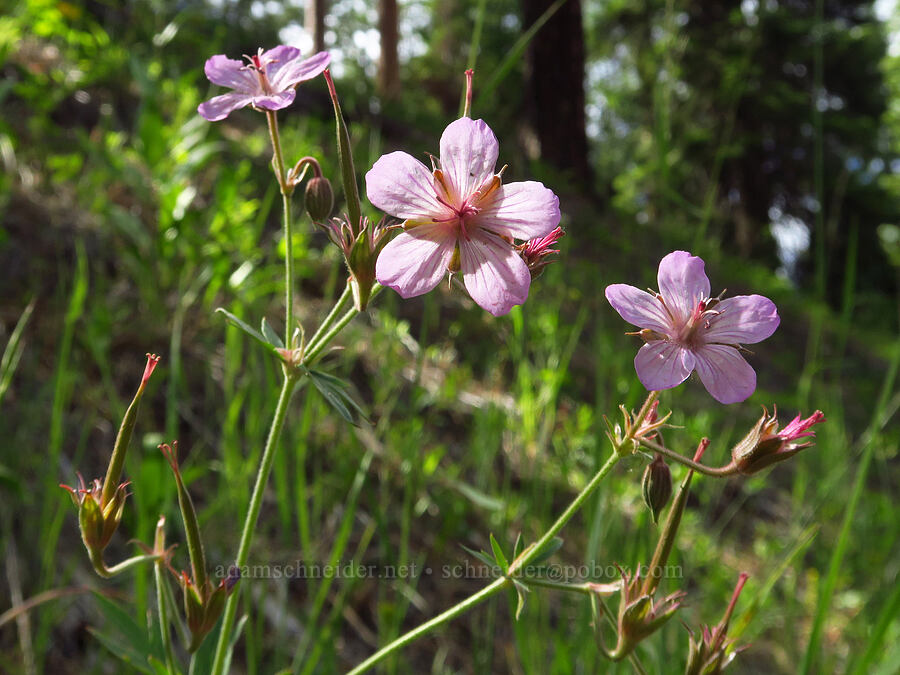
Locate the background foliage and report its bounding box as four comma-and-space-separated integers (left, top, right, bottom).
0, 0, 898, 673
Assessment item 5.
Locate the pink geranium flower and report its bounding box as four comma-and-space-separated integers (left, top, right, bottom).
366, 117, 560, 316
198, 46, 330, 121
605, 251, 780, 404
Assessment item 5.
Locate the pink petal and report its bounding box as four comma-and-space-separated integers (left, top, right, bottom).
204, 55, 258, 93
267, 49, 330, 90
439, 118, 499, 204
252, 91, 296, 111
475, 181, 560, 240
366, 152, 449, 220
459, 230, 531, 316
692, 344, 756, 404
605, 284, 672, 334
634, 341, 695, 392
657, 251, 710, 323
198, 92, 254, 121
705, 294, 779, 344
375, 223, 456, 298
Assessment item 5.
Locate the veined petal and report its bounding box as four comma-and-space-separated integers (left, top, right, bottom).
605, 284, 672, 334
475, 181, 560, 240
198, 93, 254, 121
267, 49, 330, 90
459, 230, 531, 316
439, 118, 499, 204
657, 251, 710, 323
692, 344, 757, 404
251, 91, 296, 111
204, 55, 258, 93
366, 152, 449, 220
375, 223, 456, 298
634, 341, 695, 392
705, 295, 779, 344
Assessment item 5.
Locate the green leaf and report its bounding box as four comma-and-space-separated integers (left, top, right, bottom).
89, 592, 163, 674
529, 537, 564, 566
513, 533, 523, 561
512, 579, 530, 621
306, 369, 369, 426
260, 317, 284, 349
489, 533, 508, 574
445, 479, 505, 511
215, 308, 277, 354
460, 544, 500, 571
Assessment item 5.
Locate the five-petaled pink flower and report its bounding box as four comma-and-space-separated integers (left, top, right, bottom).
366, 117, 560, 316
605, 251, 780, 404
198, 46, 330, 122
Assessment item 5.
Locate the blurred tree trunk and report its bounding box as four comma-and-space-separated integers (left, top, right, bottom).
378, 0, 400, 100
306, 0, 327, 53
521, 0, 591, 185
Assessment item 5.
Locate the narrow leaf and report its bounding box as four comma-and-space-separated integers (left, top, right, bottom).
529, 537, 564, 566
490, 533, 508, 574
215, 308, 275, 353
460, 544, 500, 571
512, 579, 530, 621
307, 369, 369, 426
261, 317, 284, 349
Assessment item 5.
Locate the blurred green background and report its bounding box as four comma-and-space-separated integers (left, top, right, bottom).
1, 0, 898, 673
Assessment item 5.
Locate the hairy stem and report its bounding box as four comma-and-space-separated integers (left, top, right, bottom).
210, 374, 297, 675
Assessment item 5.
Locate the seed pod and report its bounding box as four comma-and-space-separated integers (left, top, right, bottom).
642, 454, 672, 525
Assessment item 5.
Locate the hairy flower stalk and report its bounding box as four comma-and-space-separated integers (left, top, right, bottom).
606, 251, 780, 403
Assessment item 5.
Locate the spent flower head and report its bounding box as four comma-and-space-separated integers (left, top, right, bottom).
198, 46, 330, 121
320, 214, 394, 311
366, 115, 560, 316
595, 564, 686, 661
60, 474, 129, 561
731, 407, 825, 475
606, 251, 780, 404
519, 225, 564, 278
60, 353, 159, 573
684, 573, 750, 675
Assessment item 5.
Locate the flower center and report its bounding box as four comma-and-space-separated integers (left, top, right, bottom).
675, 299, 714, 348
243, 50, 274, 94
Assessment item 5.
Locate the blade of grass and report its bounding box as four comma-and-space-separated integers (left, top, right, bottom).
475, 0, 569, 105
40, 244, 89, 586
800, 338, 900, 674
0, 299, 35, 408
290, 448, 374, 671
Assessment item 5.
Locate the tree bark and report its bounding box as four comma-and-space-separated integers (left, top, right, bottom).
521, 0, 591, 184
378, 0, 401, 100
305, 0, 327, 53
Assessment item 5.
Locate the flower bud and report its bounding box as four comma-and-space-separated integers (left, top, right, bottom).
304, 176, 334, 223
731, 407, 825, 475
642, 454, 672, 524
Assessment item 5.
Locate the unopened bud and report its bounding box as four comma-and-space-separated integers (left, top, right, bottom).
305, 176, 334, 223
642, 454, 672, 524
